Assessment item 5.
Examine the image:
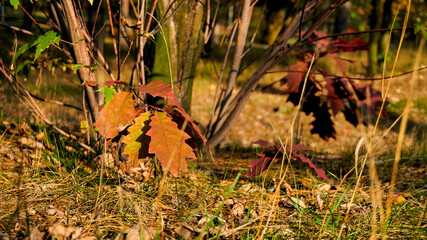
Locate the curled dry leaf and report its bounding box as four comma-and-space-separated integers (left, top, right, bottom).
231, 202, 245, 217
77, 236, 97, 240
393, 194, 406, 204
35, 132, 46, 141
95, 153, 115, 169
281, 197, 307, 209
65, 146, 76, 152
315, 190, 324, 210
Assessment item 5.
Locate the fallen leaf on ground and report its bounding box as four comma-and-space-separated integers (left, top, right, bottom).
19, 137, 44, 149
393, 195, 406, 204
318, 183, 332, 192
339, 203, 362, 211
175, 225, 195, 239
315, 190, 324, 210
114, 224, 155, 240
225, 198, 235, 205
27, 227, 44, 240
48, 223, 75, 239
47, 205, 65, 217
232, 202, 245, 217
281, 197, 307, 209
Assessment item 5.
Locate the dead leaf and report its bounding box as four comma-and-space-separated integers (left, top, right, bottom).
77, 237, 97, 240
318, 183, 332, 192
225, 198, 235, 205
231, 202, 245, 217
65, 146, 76, 152
315, 191, 324, 210
19, 137, 44, 149
48, 223, 75, 239
29, 227, 44, 240
175, 225, 195, 239
95, 153, 115, 169
35, 132, 46, 141
339, 203, 361, 211
47, 205, 65, 217
71, 227, 82, 239
114, 224, 155, 240
393, 195, 406, 204
240, 183, 252, 192
281, 197, 307, 209
0, 232, 10, 240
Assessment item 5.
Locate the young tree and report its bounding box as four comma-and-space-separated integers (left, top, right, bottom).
2, 0, 373, 156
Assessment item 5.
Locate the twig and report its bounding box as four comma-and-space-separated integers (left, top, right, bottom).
0, 59, 95, 153
29, 92, 83, 111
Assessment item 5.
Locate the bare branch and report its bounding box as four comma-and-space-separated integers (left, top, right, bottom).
0, 59, 95, 153
207, 0, 344, 147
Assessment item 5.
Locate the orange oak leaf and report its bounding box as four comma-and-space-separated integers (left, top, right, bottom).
95, 92, 137, 138
122, 112, 151, 169
146, 111, 196, 176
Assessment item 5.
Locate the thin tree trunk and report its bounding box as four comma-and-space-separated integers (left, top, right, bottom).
58, 0, 100, 121
367, 0, 384, 76
207, 0, 345, 147
151, 0, 206, 114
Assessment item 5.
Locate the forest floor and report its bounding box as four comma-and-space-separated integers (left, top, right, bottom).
0, 49, 426, 239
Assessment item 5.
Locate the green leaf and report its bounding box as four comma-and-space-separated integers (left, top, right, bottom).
414, 24, 427, 38
10, 0, 19, 9
97, 86, 117, 105
12, 31, 60, 67
88, 0, 93, 5
12, 40, 37, 65
33, 30, 60, 60
70, 64, 83, 73
88, 64, 99, 71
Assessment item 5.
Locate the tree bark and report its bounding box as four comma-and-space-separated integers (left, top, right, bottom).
151, 0, 206, 114
57, 0, 100, 121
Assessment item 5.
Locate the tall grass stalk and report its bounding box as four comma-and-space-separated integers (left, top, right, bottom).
256, 54, 315, 239
384, 35, 425, 237
337, 2, 410, 238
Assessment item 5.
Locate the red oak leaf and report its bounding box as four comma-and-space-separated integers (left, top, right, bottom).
293, 153, 330, 182
280, 61, 308, 94
139, 81, 182, 108
146, 111, 196, 176
324, 77, 346, 116
95, 92, 137, 138
248, 140, 329, 182
164, 107, 207, 144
